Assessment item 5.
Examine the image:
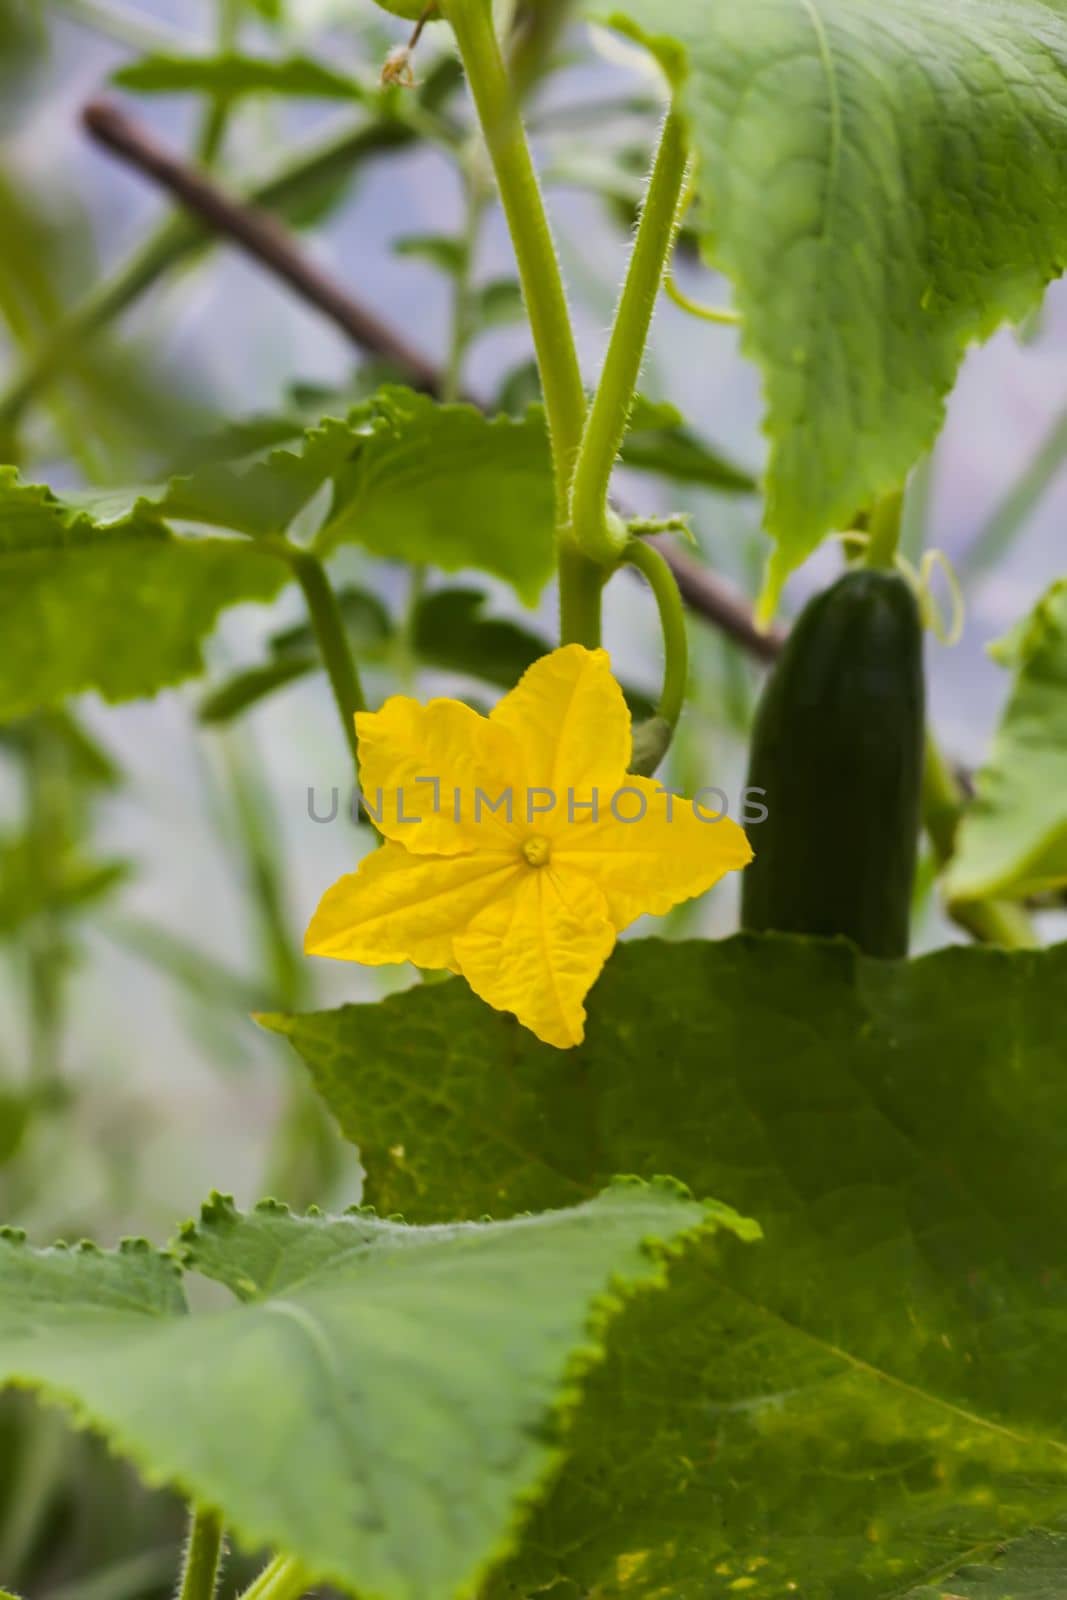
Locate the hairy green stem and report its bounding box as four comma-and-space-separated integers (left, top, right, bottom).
236, 1555, 308, 1600
176, 1507, 225, 1600
558, 545, 605, 649
922, 733, 1039, 948
290, 550, 366, 777
865, 488, 904, 568
443, 0, 586, 513
569, 108, 689, 563
623, 538, 689, 730
0, 115, 416, 432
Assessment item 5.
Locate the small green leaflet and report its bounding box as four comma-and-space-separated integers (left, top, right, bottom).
621, 395, 756, 493
0, 1184, 752, 1599
319, 389, 556, 604
113, 52, 369, 101
198, 584, 656, 724
174, 387, 557, 602
0, 709, 120, 789
393, 236, 525, 329
413, 587, 655, 715
475, 277, 525, 330
199, 585, 392, 723
0, 472, 285, 722
412, 587, 555, 691
589, 0, 1067, 610
947, 579, 1067, 903
0, 835, 129, 935
267, 933, 1067, 1599
81, 411, 361, 538
0, 386, 568, 720
393, 234, 467, 275
366, 0, 430, 18
906, 1528, 1067, 1599
198, 655, 319, 724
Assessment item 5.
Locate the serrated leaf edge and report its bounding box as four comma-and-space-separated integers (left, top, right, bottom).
0, 1182, 757, 1600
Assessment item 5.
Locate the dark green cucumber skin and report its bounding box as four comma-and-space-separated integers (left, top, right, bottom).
741, 568, 925, 959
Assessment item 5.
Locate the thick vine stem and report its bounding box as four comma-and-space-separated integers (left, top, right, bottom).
177, 1507, 225, 1600
442, 0, 586, 517
865, 488, 905, 568
558, 545, 605, 649
290, 550, 366, 777
568, 107, 690, 566
622, 538, 689, 733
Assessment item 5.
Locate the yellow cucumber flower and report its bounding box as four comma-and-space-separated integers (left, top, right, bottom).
305, 645, 752, 1049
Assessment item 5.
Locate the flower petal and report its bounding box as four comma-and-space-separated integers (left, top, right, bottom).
489, 646, 630, 808
305, 841, 521, 970
552, 775, 753, 930
356, 695, 523, 855
453, 866, 615, 1049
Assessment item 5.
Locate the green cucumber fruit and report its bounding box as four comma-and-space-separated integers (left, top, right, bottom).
740, 568, 924, 958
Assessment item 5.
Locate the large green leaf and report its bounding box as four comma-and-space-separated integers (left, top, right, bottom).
0, 1185, 749, 1598
80, 412, 360, 540
0, 1230, 188, 1332
113, 52, 367, 101
589, 0, 1067, 606
319, 388, 556, 603
267, 934, 1067, 1599
907, 1529, 1067, 1599
948, 579, 1067, 903
0, 473, 286, 721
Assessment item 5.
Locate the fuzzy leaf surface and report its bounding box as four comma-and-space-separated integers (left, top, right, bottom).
113, 52, 367, 100
0, 472, 285, 721
319, 389, 556, 603
268, 934, 1067, 1598
906, 1527, 1067, 1598
591, 0, 1067, 599
0, 1185, 748, 1599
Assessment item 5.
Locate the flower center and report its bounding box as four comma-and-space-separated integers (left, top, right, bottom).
522, 834, 552, 868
